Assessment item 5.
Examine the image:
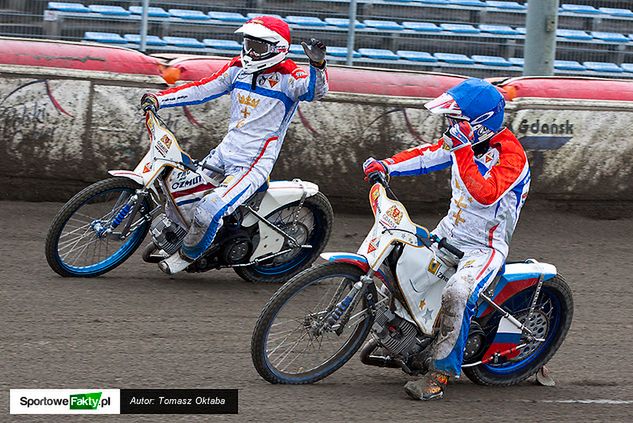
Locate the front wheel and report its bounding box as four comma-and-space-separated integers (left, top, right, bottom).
464, 275, 573, 386
45, 178, 151, 277
251, 262, 377, 384
235, 192, 333, 284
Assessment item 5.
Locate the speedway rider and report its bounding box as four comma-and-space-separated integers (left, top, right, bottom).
141, 16, 328, 274
363, 79, 531, 400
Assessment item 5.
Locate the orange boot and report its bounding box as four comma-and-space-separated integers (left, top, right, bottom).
404, 371, 449, 401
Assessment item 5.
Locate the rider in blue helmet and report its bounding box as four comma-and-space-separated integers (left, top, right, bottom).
364, 78, 530, 400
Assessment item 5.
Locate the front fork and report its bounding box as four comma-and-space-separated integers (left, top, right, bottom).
321, 270, 375, 335
92, 189, 155, 239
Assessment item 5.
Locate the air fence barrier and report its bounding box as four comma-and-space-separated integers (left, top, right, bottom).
1, 38, 632, 215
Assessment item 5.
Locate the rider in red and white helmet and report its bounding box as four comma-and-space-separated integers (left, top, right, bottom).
235, 15, 292, 74
141, 16, 328, 274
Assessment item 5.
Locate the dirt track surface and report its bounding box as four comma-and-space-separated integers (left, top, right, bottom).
2, 200, 633, 422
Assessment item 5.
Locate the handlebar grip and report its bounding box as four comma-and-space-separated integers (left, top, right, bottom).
367, 171, 386, 185
201, 162, 224, 174
438, 237, 464, 259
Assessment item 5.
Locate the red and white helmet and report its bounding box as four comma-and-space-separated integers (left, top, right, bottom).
235, 16, 290, 74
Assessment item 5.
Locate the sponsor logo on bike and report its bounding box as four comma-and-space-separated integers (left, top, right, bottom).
367, 237, 379, 254
155, 135, 172, 157
171, 174, 203, 191
386, 205, 403, 225
427, 258, 449, 282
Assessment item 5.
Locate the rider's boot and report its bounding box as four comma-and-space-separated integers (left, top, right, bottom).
159, 251, 192, 275
404, 370, 449, 401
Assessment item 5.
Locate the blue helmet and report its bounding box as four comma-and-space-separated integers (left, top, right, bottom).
425, 78, 505, 141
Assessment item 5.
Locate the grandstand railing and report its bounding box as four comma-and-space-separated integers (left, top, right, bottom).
2, 1, 633, 78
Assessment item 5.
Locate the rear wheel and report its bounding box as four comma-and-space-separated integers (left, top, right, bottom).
235, 192, 333, 283
45, 178, 151, 277
251, 263, 377, 384
464, 275, 573, 386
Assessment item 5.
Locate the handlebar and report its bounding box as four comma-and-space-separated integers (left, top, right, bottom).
435, 236, 465, 259
200, 162, 224, 174
367, 171, 398, 201
368, 172, 464, 259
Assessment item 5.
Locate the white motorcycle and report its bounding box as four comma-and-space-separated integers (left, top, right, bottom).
45, 110, 333, 283
251, 173, 573, 386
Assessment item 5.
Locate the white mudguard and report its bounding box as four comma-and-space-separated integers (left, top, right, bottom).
246, 180, 319, 260
108, 170, 145, 186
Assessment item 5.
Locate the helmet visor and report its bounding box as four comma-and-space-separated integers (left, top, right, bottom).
243, 37, 275, 59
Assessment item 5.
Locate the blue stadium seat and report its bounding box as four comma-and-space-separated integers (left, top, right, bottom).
591, 31, 629, 43
246, 13, 283, 20
203, 39, 242, 51
208, 11, 248, 22
417, 0, 450, 4
124, 34, 167, 46
286, 16, 327, 27
560, 4, 603, 15
479, 24, 518, 35
621, 63, 633, 73
599, 8, 633, 18
327, 46, 360, 58
515, 27, 526, 35
440, 23, 480, 34
554, 60, 586, 71
472, 55, 512, 67
434, 52, 475, 64
397, 50, 438, 62
169, 9, 210, 21
364, 20, 403, 31
324, 18, 366, 29
403, 22, 442, 32
84, 32, 127, 44
384, 0, 416, 3
129, 6, 170, 18
583, 62, 624, 73
48, 2, 90, 13
289, 44, 304, 55
448, 0, 486, 7
508, 57, 524, 67
358, 48, 400, 60
556, 29, 593, 41
485, 1, 526, 10
88, 5, 130, 16
163, 36, 206, 48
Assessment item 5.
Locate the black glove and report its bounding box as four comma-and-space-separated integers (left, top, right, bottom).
141, 93, 159, 113
301, 38, 326, 68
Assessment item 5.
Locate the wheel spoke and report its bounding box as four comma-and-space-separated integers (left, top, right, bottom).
262, 270, 372, 376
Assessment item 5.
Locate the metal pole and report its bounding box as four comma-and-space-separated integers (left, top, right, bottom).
523, 0, 559, 76
139, 0, 150, 52
346, 0, 358, 66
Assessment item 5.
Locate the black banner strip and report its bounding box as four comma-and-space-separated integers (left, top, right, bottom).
120, 389, 238, 414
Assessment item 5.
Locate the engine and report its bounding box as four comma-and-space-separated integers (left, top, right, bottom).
372, 307, 420, 357
150, 215, 187, 255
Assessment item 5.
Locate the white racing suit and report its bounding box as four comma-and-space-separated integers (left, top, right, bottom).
384, 128, 531, 376
155, 56, 328, 260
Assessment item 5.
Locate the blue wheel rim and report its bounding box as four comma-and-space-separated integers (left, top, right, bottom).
482, 287, 562, 375
54, 187, 147, 276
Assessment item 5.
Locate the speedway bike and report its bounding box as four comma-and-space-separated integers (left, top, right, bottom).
251, 172, 573, 385
45, 110, 333, 283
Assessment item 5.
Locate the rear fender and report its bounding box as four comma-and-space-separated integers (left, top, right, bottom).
242, 179, 319, 227
477, 261, 557, 318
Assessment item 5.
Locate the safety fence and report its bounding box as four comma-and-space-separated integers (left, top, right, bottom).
3, 1, 633, 77
2, 38, 633, 209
